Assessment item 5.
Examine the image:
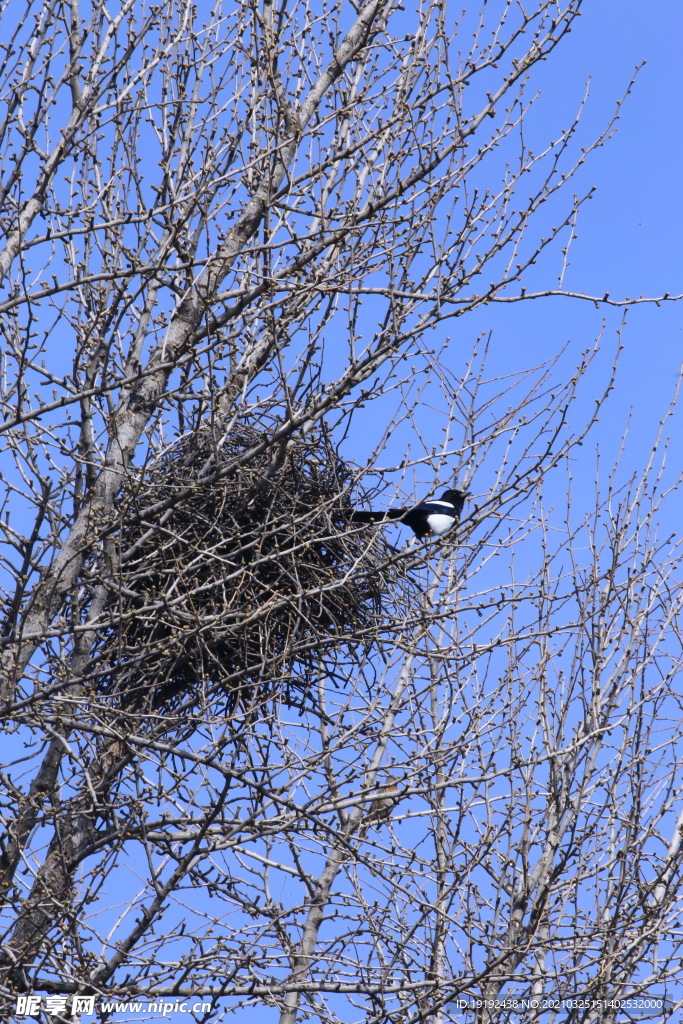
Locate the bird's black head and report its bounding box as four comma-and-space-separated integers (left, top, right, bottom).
439, 487, 470, 506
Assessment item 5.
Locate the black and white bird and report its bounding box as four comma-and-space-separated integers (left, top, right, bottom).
351, 487, 469, 540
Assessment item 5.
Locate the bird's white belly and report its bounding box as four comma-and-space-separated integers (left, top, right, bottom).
425, 513, 454, 535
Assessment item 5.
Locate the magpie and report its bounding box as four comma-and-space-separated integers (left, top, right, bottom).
351, 487, 469, 540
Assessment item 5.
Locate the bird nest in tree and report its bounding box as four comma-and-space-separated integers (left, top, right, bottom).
93, 423, 395, 719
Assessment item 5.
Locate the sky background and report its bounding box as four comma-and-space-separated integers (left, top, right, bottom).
463, 0, 683, 469
3, 1, 682, 1021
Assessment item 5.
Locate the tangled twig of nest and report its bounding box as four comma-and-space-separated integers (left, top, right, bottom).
93, 423, 396, 718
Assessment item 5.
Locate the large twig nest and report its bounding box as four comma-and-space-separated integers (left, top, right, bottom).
93, 423, 395, 717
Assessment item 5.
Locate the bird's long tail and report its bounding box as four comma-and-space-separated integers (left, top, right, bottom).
351, 509, 405, 524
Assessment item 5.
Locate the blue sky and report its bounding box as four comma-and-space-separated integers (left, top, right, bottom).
3, 1, 682, 1021
475, 0, 682, 459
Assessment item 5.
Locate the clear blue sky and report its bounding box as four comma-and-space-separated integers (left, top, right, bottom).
468, 0, 683, 468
